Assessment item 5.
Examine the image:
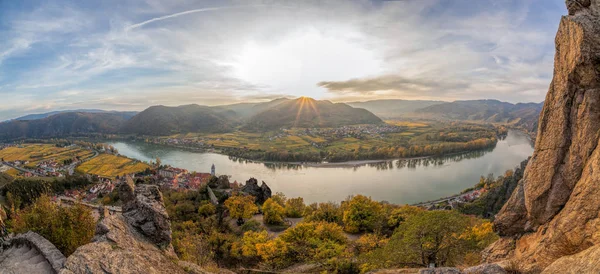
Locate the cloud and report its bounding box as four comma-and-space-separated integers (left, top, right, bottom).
0, 0, 565, 120
126, 5, 265, 31
318, 75, 470, 96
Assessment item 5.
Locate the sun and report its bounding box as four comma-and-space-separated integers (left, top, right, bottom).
294, 97, 322, 127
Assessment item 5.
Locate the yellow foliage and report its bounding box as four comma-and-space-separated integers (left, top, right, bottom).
224, 194, 258, 223
262, 198, 286, 225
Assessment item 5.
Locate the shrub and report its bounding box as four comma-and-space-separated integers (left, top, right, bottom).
11, 195, 95, 256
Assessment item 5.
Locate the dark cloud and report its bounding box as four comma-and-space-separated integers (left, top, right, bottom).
318, 75, 470, 96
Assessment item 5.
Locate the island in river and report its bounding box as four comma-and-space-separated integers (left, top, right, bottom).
108, 129, 533, 204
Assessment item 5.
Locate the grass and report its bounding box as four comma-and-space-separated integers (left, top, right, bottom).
76, 154, 150, 179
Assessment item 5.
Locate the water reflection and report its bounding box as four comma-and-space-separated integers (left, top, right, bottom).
108, 130, 533, 204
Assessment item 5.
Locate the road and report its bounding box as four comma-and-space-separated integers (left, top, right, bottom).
1, 162, 44, 177
412, 189, 480, 208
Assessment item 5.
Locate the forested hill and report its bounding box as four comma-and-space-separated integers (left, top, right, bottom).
121, 104, 239, 136
347, 99, 444, 119
242, 97, 383, 131
0, 112, 132, 141
412, 100, 543, 133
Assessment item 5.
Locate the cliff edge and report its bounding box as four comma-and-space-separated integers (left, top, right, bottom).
489, 0, 600, 271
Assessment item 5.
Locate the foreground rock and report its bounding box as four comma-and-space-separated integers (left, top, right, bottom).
119, 178, 172, 248
0, 231, 66, 274
542, 244, 600, 273
60, 214, 184, 274
489, 0, 600, 271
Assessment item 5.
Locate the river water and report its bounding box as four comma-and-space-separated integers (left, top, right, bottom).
108, 130, 533, 204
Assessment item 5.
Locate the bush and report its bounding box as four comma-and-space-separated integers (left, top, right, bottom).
304, 202, 343, 224
240, 219, 264, 233
11, 195, 95, 256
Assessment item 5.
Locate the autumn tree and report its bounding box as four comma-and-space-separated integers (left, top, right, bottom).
262, 198, 286, 225
303, 202, 343, 224
342, 195, 383, 233
11, 195, 95, 256
224, 194, 258, 226
285, 197, 305, 218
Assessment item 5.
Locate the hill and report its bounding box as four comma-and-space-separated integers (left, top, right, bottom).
211, 98, 291, 120
121, 104, 238, 136
412, 99, 544, 133
242, 97, 383, 131
347, 99, 444, 119
12, 109, 138, 121
0, 112, 132, 141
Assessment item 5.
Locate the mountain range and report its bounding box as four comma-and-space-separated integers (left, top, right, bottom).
0, 98, 543, 140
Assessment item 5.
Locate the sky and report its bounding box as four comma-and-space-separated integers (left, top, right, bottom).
0, 0, 566, 120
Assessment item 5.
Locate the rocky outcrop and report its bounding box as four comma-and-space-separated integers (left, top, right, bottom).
0, 231, 66, 274
61, 214, 185, 274
462, 264, 506, 274
489, 0, 600, 271
119, 178, 172, 248
542, 244, 600, 273
418, 268, 461, 274
241, 178, 272, 204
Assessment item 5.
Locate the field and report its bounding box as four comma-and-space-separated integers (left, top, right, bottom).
156, 120, 500, 160
75, 154, 150, 178
0, 144, 95, 168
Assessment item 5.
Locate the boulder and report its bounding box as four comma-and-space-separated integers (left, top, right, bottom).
463, 264, 506, 274
488, 0, 600, 271
241, 178, 272, 204
122, 182, 172, 248
61, 214, 184, 274
418, 268, 461, 274
542, 244, 600, 273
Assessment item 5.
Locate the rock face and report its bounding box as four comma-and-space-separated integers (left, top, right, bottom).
241, 178, 272, 204
542, 244, 600, 273
119, 178, 172, 248
61, 214, 185, 274
0, 231, 66, 274
490, 0, 600, 270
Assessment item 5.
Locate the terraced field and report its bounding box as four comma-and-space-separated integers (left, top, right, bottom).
75, 154, 150, 178
0, 144, 94, 168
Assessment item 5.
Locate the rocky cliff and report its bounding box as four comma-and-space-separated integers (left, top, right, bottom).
489, 0, 600, 271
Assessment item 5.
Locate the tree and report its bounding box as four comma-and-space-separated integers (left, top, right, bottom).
224, 194, 258, 226
342, 195, 383, 233
363, 210, 496, 269
262, 198, 286, 225
11, 195, 95, 256
303, 202, 343, 224
285, 197, 305, 218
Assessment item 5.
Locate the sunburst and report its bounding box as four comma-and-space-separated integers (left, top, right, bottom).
294, 97, 322, 127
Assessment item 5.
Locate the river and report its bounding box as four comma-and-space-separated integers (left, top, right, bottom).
108, 130, 533, 204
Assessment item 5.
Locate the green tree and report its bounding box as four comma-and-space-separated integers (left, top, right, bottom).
361, 210, 496, 270
224, 194, 258, 226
